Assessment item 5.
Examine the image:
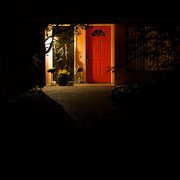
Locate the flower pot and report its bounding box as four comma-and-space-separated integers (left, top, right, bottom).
57, 74, 68, 86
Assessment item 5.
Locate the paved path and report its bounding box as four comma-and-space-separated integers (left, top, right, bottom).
42, 85, 132, 128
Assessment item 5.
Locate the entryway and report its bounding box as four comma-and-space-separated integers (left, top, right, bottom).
45, 24, 115, 86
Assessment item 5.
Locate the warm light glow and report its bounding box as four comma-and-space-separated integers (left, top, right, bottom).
45, 48, 53, 86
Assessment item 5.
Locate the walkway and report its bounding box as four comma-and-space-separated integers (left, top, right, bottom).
42, 85, 132, 129
41, 85, 178, 179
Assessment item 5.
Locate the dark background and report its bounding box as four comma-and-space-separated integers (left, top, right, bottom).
1, 2, 180, 179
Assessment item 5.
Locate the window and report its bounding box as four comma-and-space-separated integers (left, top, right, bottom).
91, 29, 106, 36
126, 25, 180, 71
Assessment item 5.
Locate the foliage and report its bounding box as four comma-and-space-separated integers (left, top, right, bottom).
52, 31, 74, 80
58, 69, 70, 76
45, 24, 89, 83
32, 53, 44, 89
45, 24, 89, 54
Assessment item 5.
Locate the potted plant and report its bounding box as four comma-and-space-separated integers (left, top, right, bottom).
56, 69, 70, 85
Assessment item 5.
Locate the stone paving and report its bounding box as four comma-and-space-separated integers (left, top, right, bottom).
42, 85, 132, 128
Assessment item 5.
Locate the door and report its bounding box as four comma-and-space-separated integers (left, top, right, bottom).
86, 26, 111, 83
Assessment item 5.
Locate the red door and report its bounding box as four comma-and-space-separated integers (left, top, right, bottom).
86, 26, 111, 83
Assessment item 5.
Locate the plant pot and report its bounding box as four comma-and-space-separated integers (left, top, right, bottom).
57, 74, 68, 86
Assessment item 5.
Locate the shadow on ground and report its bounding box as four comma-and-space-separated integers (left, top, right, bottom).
2, 89, 179, 179
2, 90, 79, 178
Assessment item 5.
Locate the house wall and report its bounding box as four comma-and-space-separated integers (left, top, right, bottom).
45, 49, 53, 86
115, 24, 163, 85
115, 24, 127, 85
45, 28, 54, 86
75, 29, 86, 83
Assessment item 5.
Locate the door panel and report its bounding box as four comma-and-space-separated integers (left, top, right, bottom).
86, 26, 111, 83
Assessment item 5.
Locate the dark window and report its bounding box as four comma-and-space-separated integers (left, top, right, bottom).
91, 29, 106, 36
126, 25, 180, 71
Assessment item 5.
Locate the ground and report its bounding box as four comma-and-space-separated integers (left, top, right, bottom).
2, 87, 179, 179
